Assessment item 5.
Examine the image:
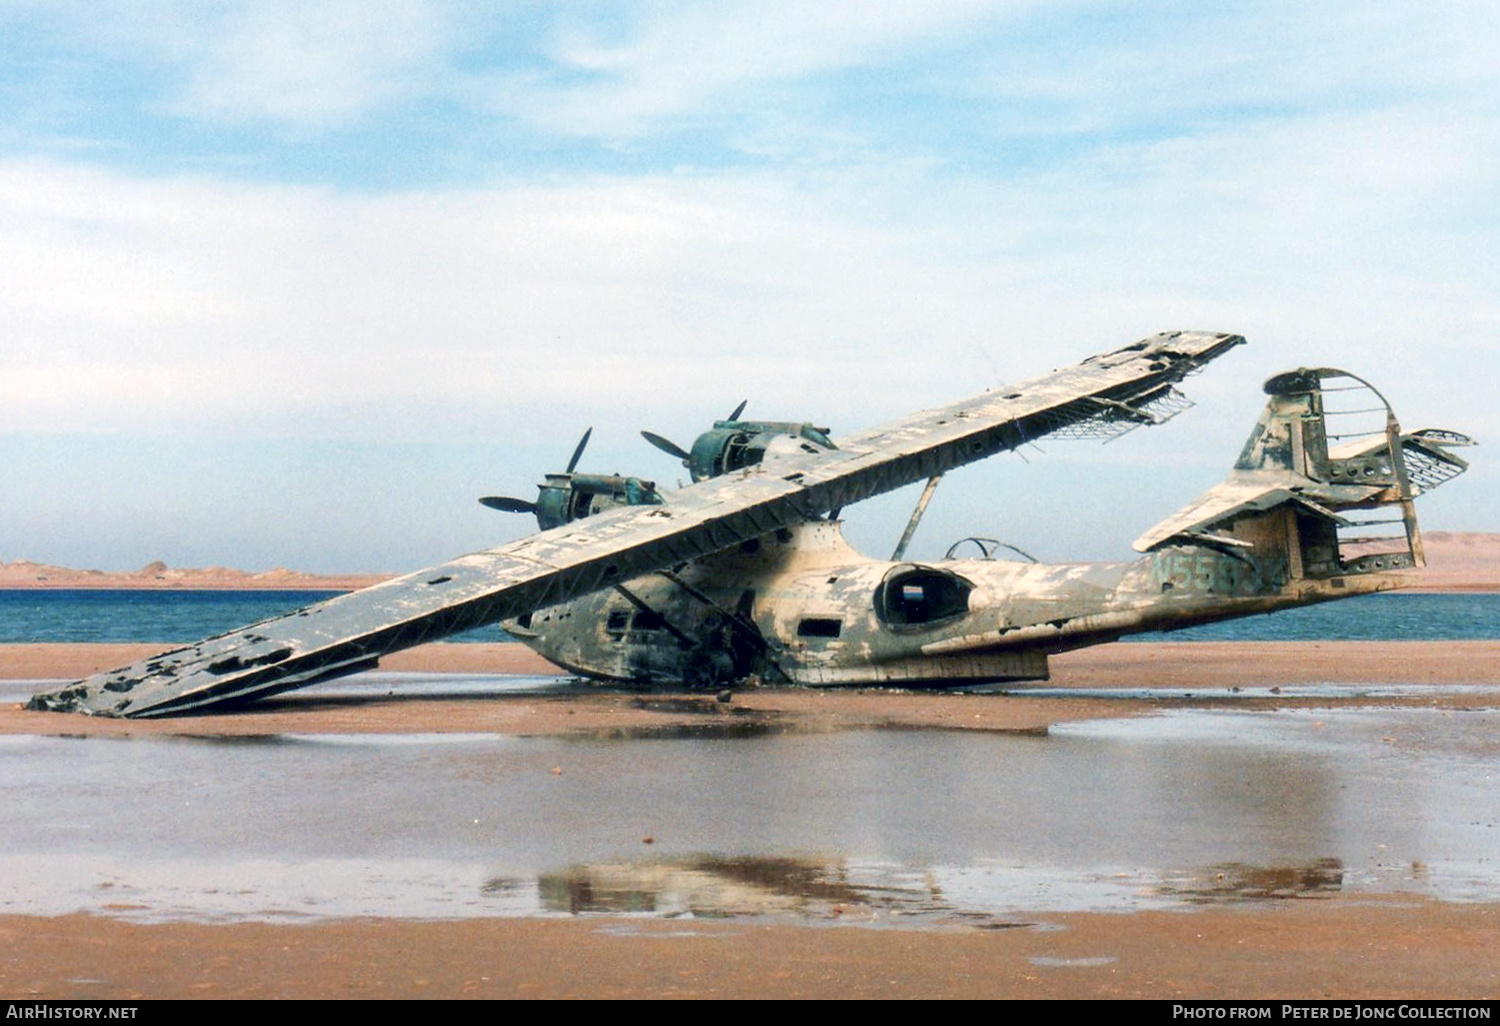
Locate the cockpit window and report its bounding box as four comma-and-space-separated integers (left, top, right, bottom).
875, 566, 972, 628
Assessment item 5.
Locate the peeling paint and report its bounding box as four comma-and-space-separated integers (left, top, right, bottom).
28, 333, 1468, 717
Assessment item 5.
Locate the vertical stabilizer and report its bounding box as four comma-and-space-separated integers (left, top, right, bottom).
1134, 368, 1471, 582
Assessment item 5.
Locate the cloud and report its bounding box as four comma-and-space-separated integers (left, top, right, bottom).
0, 0, 466, 129
1, 1, 1495, 569
491, 0, 1017, 139
169, 3, 447, 126
3, 0, 1019, 139
3, 99, 1495, 448
0, 161, 992, 447
7, 1, 1498, 177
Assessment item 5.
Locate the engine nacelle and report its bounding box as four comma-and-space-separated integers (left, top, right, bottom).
533, 473, 663, 531
685, 420, 836, 482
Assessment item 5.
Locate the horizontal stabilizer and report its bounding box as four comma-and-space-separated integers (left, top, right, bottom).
1397, 430, 1473, 494
1134, 474, 1362, 552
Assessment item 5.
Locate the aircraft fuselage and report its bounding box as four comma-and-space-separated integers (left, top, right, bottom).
504, 517, 1403, 689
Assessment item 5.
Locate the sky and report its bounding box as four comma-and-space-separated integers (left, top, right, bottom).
1, 0, 1495, 573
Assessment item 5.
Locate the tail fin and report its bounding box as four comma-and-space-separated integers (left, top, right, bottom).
1134, 368, 1472, 582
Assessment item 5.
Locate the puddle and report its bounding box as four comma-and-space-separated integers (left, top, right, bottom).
1007, 683, 1500, 701
11, 673, 1498, 711
275, 672, 579, 701
3, 707, 1498, 923
0, 671, 578, 707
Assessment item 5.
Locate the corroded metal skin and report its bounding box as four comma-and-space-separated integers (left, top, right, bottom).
30, 331, 1467, 716
504, 521, 1401, 690
506, 367, 1470, 689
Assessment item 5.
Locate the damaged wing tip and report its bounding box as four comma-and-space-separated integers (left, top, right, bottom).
1147, 330, 1247, 362
24, 683, 83, 714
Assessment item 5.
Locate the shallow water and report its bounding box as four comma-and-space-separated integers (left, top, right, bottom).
1122, 591, 1500, 642
3, 590, 1497, 643
3, 702, 1497, 924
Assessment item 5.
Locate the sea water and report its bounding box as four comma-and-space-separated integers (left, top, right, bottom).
4, 706, 1499, 922
0, 589, 1494, 644
0, 589, 505, 643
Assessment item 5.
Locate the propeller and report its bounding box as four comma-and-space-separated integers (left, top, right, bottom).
640, 402, 748, 465
478, 427, 593, 515
478, 495, 537, 514
641, 430, 690, 461
564, 426, 592, 474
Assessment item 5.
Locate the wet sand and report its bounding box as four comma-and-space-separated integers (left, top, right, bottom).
4, 639, 1499, 738
5, 639, 1500, 999
3, 898, 1497, 1000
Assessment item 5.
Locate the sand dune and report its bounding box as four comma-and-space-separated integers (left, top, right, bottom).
0, 558, 385, 591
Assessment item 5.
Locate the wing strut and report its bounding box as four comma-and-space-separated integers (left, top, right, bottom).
891, 475, 943, 561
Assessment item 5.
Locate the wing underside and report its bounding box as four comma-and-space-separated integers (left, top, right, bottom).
31, 330, 1244, 717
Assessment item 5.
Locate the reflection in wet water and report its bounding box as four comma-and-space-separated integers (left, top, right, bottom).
1014, 683, 1500, 701
1157, 859, 1345, 903
523, 854, 1350, 920
528, 856, 939, 919
3, 707, 1498, 923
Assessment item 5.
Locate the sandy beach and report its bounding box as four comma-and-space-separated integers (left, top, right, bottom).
5, 638, 1500, 999
3, 537, 1498, 1000
3, 640, 1500, 739
4, 897, 1497, 1000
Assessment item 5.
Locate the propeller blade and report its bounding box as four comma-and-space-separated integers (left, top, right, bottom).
641, 430, 691, 461
479, 496, 538, 514
726, 399, 748, 422
565, 427, 593, 474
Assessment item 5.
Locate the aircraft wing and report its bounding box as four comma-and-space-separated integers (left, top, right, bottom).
30, 329, 1243, 717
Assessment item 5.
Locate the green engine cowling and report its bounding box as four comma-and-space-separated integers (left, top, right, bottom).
533, 472, 664, 531
685, 420, 837, 482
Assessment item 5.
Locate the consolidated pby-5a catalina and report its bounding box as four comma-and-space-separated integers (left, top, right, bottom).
29, 331, 1471, 718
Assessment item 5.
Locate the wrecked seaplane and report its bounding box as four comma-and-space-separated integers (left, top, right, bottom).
28, 331, 1471, 717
